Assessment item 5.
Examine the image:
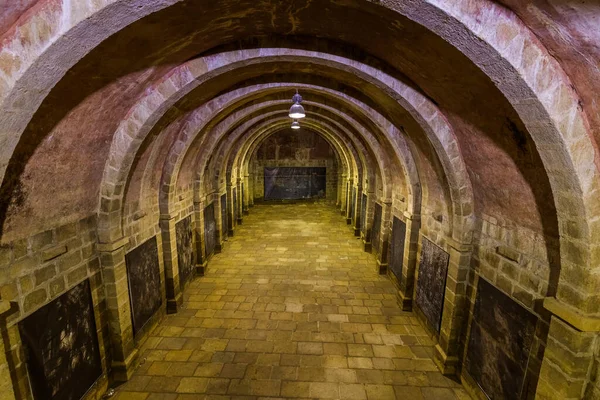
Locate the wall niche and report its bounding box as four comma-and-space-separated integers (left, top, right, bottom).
18, 279, 102, 400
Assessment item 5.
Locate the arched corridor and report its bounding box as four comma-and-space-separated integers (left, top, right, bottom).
115, 203, 468, 399
0, 1, 599, 399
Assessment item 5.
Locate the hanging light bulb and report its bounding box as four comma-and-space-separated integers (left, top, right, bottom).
291, 120, 301, 130
289, 90, 306, 119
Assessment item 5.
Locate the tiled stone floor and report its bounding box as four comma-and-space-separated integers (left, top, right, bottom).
116, 203, 471, 399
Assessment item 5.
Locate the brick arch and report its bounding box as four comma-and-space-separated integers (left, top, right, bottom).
97, 49, 467, 246
229, 107, 416, 216
161, 95, 395, 217
196, 114, 360, 203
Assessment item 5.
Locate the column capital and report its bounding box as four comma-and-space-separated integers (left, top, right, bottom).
159, 213, 177, 221
403, 211, 421, 222
446, 237, 472, 253
97, 237, 128, 252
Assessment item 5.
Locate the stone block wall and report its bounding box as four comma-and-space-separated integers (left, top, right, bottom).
0, 216, 109, 400
251, 159, 338, 202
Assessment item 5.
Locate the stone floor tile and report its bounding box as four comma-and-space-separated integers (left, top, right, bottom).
115, 204, 472, 400
340, 383, 368, 399
310, 382, 339, 398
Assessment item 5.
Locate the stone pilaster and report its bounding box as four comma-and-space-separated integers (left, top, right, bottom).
194, 200, 208, 275
0, 300, 16, 400
362, 190, 373, 253
227, 183, 235, 236
237, 178, 243, 225
98, 237, 138, 382
535, 298, 600, 399
159, 213, 182, 314
346, 179, 353, 224
434, 238, 471, 376
397, 212, 421, 311
243, 174, 250, 215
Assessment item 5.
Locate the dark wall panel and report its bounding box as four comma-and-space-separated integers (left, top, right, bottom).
389, 216, 407, 283
19, 279, 102, 400
415, 237, 449, 332
371, 203, 382, 253
126, 237, 162, 335
221, 193, 228, 239
176, 216, 194, 288
264, 167, 326, 200
465, 279, 538, 399
360, 193, 367, 237
204, 202, 216, 258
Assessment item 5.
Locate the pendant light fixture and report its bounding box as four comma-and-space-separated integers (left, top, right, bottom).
289, 89, 306, 119
291, 120, 301, 130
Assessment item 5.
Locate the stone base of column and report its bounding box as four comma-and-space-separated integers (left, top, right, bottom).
166, 292, 183, 314
228, 229, 234, 237
396, 290, 412, 311
196, 261, 208, 276
215, 243, 223, 253
340, 210, 345, 216
111, 348, 139, 383
362, 240, 372, 253
243, 210, 249, 216
354, 228, 360, 237
376, 260, 387, 275
433, 344, 459, 376
346, 218, 352, 225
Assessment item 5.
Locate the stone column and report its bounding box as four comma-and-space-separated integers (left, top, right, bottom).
98, 237, 138, 382
535, 298, 600, 399
0, 300, 16, 400
434, 238, 472, 375
397, 212, 421, 311
159, 213, 182, 314
375, 199, 392, 275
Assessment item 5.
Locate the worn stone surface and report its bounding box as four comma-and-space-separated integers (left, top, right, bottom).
125, 237, 162, 336
115, 204, 470, 399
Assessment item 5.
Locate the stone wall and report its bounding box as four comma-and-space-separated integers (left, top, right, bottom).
0, 216, 109, 399
250, 130, 339, 202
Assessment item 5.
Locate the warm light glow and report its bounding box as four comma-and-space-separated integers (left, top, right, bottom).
289, 103, 306, 119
